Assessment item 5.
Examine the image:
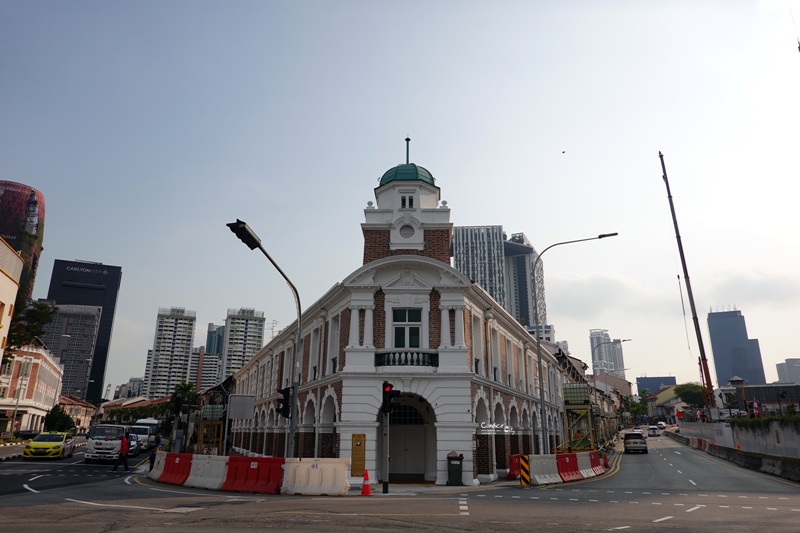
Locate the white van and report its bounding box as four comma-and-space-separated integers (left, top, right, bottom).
133, 418, 160, 450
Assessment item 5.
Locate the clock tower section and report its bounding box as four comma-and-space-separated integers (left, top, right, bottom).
362, 142, 452, 265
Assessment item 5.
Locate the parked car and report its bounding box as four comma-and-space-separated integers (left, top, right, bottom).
23, 431, 75, 460
14, 430, 41, 440
623, 431, 648, 454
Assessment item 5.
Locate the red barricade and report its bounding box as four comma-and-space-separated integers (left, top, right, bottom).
507, 454, 520, 480
556, 453, 582, 482
159, 452, 194, 486
589, 451, 605, 476
222, 456, 285, 494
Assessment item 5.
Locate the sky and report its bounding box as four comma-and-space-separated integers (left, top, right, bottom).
2, 1, 800, 397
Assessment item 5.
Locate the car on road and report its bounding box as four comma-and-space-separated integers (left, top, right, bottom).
623, 431, 648, 454
657, 421, 667, 430
648, 425, 660, 437
23, 431, 75, 460
633, 427, 647, 439
128, 433, 141, 457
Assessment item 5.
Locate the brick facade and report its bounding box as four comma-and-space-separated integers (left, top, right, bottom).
429, 290, 440, 348
362, 228, 452, 265
374, 289, 385, 349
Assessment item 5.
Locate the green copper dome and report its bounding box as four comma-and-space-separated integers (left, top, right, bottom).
379, 163, 436, 187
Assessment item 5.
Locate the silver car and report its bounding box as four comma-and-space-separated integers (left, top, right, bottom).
623, 431, 648, 454
127, 433, 141, 457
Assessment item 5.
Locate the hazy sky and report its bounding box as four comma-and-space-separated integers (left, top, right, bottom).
3, 1, 799, 396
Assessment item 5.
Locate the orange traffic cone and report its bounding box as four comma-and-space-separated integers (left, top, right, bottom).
360, 469, 372, 496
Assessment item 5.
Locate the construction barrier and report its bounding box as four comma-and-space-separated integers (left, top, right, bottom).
575, 452, 595, 479
282, 458, 350, 496
184, 455, 229, 490
556, 453, 582, 483
507, 454, 520, 480
148, 450, 167, 481
529, 454, 561, 485
222, 456, 285, 494
588, 451, 605, 476
519, 454, 531, 486
159, 452, 194, 486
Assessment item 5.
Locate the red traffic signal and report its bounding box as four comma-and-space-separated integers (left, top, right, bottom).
382, 381, 401, 413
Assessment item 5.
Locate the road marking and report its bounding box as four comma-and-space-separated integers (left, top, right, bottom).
652, 502, 661, 505
676, 470, 682, 474
688, 480, 697, 486
719, 505, 729, 508
28, 475, 45, 481
743, 507, 753, 509
652, 516, 673, 523
738, 496, 748, 499
686, 505, 704, 513
610, 527, 631, 530
718, 495, 728, 498
65, 498, 202, 513
569, 498, 578, 501
674, 503, 684, 506
23, 484, 39, 493
124, 475, 133, 485
767, 508, 778, 511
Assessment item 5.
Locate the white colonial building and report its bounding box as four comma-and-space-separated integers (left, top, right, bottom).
231, 152, 568, 485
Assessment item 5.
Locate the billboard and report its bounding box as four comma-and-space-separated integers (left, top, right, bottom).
0, 181, 46, 300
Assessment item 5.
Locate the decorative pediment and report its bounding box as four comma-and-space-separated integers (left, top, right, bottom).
384, 268, 433, 292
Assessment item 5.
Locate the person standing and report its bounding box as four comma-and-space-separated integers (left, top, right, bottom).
149, 434, 162, 472
111, 433, 130, 472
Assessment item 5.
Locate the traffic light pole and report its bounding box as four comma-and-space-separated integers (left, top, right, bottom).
383, 411, 390, 494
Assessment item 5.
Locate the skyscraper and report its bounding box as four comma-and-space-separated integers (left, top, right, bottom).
707, 309, 765, 386
0, 181, 45, 303
39, 301, 102, 400
589, 329, 627, 379
47, 260, 122, 403
777, 359, 800, 383
142, 307, 196, 399
452, 226, 546, 327
220, 308, 265, 379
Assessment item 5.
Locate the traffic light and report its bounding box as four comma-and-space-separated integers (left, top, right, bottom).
278, 386, 292, 418
381, 381, 401, 414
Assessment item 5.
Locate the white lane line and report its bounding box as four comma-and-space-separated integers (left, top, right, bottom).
124, 475, 133, 485
610, 527, 631, 530
686, 505, 704, 513
459, 506, 469, 510
688, 480, 697, 486
677, 470, 682, 474
743, 507, 753, 509
767, 508, 778, 511
23, 484, 39, 493
65, 498, 201, 513
28, 475, 45, 482
460, 512, 469, 516
719, 505, 729, 508
652, 516, 673, 523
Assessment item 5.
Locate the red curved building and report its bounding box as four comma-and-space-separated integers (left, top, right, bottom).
0, 181, 45, 301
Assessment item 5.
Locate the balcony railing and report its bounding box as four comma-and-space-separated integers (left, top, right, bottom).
375, 350, 439, 368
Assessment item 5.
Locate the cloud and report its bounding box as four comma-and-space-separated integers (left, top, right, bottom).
703, 271, 800, 309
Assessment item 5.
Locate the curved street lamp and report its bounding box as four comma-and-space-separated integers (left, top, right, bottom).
227, 219, 302, 459
532, 232, 618, 454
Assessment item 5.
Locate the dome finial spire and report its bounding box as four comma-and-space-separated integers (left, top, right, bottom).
405, 136, 411, 164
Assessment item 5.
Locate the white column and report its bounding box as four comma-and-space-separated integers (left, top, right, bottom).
348, 306, 360, 347
363, 306, 374, 348
454, 306, 466, 348
439, 306, 451, 349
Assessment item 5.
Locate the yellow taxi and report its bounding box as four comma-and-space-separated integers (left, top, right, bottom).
23, 431, 75, 460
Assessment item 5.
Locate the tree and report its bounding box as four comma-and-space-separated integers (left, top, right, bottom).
4, 301, 56, 364
44, 405, 75, 432
673, 383, 706, 408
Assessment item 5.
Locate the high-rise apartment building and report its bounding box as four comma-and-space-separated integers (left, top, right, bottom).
220, 308, 265, 379
39, 301, 102, 400
47, 260, 122, 403
707, 309, 765, 386
636, 376, 677, 396
452, 226, 546, 327
0, 181, 45, 303
589, 329, 627, 379
777, 359, 800, 383
142, 307, 196, 399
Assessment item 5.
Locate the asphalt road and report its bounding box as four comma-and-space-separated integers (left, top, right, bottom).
0, 434, 797, 532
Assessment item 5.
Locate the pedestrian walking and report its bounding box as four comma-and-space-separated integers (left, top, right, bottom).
149, 434, 162, 472
111, 433, 130, 472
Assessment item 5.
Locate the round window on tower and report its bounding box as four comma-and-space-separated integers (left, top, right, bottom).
399, 225, 415, 238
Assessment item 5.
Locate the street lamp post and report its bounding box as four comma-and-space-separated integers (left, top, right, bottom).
532, 232, 618, 454
228, 219, 302, 459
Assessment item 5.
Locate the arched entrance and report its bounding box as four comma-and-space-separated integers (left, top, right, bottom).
379, 395, 436, 482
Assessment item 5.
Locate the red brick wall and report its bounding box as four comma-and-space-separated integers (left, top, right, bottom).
475, 434, 493, 475
429, 290, 440, 348
449, 309, 456, 346
374, 290, 385, 349
362, 228, 452, 265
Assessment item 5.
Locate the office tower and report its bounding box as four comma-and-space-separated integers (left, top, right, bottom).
142, 307, 196, 399
39, 301, 102, 400
0, 181, 45, 302
206, 323, 225, 355
220, 308, 265, 378
452, 226, 546, 327
636, 376, 677, 396
707, 309, 765, 386
777, 359, 800, 383
47, 260, 122, 403
589, 330, 627, 378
